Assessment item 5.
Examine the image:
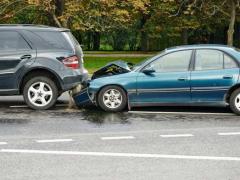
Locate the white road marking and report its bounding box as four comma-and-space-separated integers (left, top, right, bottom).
0, 142, 7, 145
128, 111, 234, 116
2, 149, 240, 161
36, 139, 73, 143
218, 132, 240, 136
160, 134, 194, 138
101, 136, 135, 140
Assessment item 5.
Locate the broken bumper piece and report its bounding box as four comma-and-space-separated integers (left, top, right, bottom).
73, 88, 94, 107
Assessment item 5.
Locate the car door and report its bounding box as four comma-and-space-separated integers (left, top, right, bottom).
191, 49, 239, 102
0, 30, 36, 91
135, 50, 193, 104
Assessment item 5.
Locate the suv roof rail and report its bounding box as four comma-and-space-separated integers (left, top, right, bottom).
0, 24, 53, 28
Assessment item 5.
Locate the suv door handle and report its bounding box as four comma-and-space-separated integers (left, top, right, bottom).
20, 54, 32, 60
178, 77, 188, 81
223, 75, 233, 79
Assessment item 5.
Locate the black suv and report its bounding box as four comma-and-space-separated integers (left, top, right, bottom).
0, 24, 88, 110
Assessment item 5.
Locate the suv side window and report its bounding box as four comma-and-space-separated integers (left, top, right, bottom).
28, 31, 73, 51
224, 54, 238, 69
0, 31, 30, 51
148, 50, 192, 73
195, 49, 223, 71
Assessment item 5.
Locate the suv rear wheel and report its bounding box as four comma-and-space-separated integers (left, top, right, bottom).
230, 88, 240, 115
23, 76, 58, 110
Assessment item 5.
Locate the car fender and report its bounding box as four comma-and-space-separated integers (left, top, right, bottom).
17, 62, 64, 91
88, 73, 138, 105
225, 83, 240, 103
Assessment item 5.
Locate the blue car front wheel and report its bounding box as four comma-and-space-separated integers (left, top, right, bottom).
98, 85, 127, 112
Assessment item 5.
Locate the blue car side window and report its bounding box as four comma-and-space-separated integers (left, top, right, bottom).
195, 50, 224, 71
224, 54, 238, 69
147, 50, 192, 73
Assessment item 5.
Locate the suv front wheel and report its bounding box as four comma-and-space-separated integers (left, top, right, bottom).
23, 76, 58, 110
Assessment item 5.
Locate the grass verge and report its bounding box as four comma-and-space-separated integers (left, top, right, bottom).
84, 56, 147, 74
84, 51, 158, 55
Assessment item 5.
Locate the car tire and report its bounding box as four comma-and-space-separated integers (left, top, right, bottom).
230, 88, 240, 115
97, 85, 127, 112
23, 76, 58, 110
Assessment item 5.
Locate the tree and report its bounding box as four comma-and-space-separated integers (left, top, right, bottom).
133, 0, 200, 50
61, 0, 150, 50
0, 0, 64, 27
1, 0, 239, 50
178, 0, 240, 46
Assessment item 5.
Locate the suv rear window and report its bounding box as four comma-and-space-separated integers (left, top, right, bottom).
64, 32, 79, 46
26, 31, 73, 51
0, 31, 30, 51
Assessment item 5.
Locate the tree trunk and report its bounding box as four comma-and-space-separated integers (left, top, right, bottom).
140, 14, 149, 51
237, 23, 240, 48
87, 32, 92, 50
55, 0, 65, 16
141, 31, 148, 51
93, 32, 100, 51
181, 28, 188, 45
52, 13, 62, 27
47, 0, 65, 28
227, 0, 236, 46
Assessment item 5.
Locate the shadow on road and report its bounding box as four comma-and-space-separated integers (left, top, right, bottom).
130, 106, 232, 113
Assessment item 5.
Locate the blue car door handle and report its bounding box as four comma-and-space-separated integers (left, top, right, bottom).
223, 75, 233, 79
178, 77, 188, 81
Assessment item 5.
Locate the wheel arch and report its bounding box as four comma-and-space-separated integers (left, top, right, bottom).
19, 67, 63, 94
225, 84, 240, 103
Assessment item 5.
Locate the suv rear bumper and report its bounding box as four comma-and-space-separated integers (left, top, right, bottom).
62, 70, 88, 91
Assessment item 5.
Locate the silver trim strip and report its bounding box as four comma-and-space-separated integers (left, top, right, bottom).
127, 86, 230, 94
127, 89, 137, 94
192, 89, 228, 92
0, 89, 18, 92
192, 86, 230, 90
0, 72, 14, 75
137, 88, 190, 93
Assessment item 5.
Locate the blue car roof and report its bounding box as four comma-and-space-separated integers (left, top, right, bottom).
165, 44, 235, 53
133, 44, 240, 71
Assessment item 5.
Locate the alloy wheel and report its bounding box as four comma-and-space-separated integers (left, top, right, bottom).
102, 89, 123, 109
28, 82, 53, 107
235, 93, 240, 111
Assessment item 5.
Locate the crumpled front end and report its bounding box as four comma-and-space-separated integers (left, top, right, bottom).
91, 60, 131, 80
74, 60, 132, 107
73, 87, 95, 107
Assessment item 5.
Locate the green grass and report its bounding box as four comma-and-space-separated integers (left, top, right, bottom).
84, 51, 157, 55
84, 56, 147, 74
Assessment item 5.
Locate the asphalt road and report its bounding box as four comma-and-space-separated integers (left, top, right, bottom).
0, 94, 240, 180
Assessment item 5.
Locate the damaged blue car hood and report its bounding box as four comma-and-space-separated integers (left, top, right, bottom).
91, 60, 132, 80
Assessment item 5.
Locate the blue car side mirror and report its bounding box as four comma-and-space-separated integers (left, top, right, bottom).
142, 67, 156, 74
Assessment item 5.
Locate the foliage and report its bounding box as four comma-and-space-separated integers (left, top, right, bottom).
1, 0, 240, 50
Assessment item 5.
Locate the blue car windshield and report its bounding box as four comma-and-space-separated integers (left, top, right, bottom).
132, 58, 151, 70
132, 51, 163, 70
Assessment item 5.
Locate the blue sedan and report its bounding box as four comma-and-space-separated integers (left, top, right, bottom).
74, 45, 240, 115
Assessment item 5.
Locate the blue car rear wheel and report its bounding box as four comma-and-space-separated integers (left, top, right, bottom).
230, 88, 240, 115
